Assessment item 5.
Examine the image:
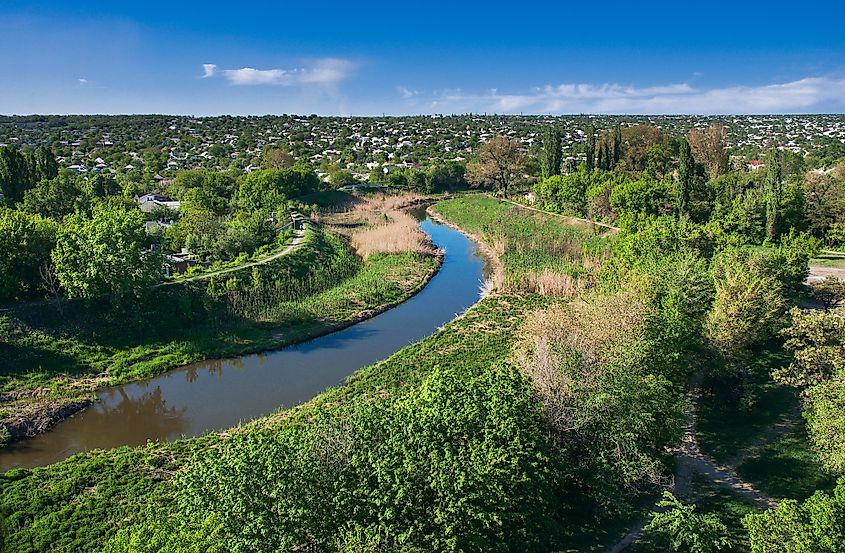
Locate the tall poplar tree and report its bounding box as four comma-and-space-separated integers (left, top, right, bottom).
585, 124, 596, 171
600, 141, 612, 170
596, 140, 605, 171
766, 148, 783, 241
541, 127, 562, 178
678, 137, 694, 217
612, 124, 622, 168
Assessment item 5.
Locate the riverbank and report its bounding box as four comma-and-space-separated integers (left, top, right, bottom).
1, 222, 440, 447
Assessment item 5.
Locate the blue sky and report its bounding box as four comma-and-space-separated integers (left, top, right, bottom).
2, 1, 845, 115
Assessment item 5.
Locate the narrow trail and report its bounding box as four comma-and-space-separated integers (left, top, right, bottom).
808, 249, 845, 282
808, 265, 845, 282
494, 195, 620, 234
165, 226, 307, 285
608, 376, 777, 552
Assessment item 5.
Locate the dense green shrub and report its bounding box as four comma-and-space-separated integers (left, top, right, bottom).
108, 363, 561, 552
0, 207, 57, 303
744, 477, 845, 552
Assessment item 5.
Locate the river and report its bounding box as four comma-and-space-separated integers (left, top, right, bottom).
0, 213, 489, 471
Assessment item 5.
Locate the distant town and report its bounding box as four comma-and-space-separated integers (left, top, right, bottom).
2, 114, 843, 187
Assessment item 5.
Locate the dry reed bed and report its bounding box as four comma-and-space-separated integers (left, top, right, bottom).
351, 209, 432, 259
320, 193, 434, 259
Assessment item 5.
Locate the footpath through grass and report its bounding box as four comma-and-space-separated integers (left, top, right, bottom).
697, 380, 835, 502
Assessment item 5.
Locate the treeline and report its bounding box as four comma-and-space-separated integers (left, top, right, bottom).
324, 158, 467, 193
533, 123, 845, 249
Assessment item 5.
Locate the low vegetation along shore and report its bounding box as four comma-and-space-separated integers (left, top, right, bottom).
1, 194, 842, 552
0, 196, 440, 447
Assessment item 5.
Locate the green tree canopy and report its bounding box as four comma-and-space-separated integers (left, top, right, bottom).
52, 202, 162, 299
0, 207, 58, 302
644, 492, 731, 553
235, 167, 319, 212
744, 478, 845, 553
22, 173, 84, 220
466, 136, 526, 195
609, 176, 670, 230
0, 145, 35, 203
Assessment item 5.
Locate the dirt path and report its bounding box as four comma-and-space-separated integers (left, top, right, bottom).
166, 227, 307, 285
608, 377, 776, 552
808, 250, 845, 282
494, 196, 620, 234
808, 265, 845, 282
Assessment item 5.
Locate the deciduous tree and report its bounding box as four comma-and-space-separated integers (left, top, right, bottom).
52, 203, 162, 299
0, 207, 58, 302
466, 135, 526, 195
688, 123, 729, 181
541, 127, 562, 178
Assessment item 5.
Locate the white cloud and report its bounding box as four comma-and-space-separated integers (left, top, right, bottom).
397, 86, 419, 99
203, 58, 354, 87
424, 76, 845, 114
78, 78, 88, 84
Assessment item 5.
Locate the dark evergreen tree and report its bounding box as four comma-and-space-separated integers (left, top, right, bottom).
599, 141, 612, 170
0, 146, 35, 203
585, 124, 596, 171
612, 124, 622, 168
596, 140, 605, 171
541, 127, 562, 178
678, 137, 694, 217
766, 148, 783, 241
34, 146, 59, 181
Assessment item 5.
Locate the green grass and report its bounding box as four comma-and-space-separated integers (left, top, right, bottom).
697, 376, 834, 502
737, 425, 835, 501
810, 254, 845, 269
0, 446, 176, 552
697, 381, 800, 466
432, 195, 611, 289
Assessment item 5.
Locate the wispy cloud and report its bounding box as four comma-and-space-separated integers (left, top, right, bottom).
422, 76, 845, 114
397, 86, 419, 99
78, 78, 89, 85
202, 58, 355, 87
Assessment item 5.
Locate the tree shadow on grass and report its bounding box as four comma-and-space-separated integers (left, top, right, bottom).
738, 426, 836, 501
0, 341, 84, 383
